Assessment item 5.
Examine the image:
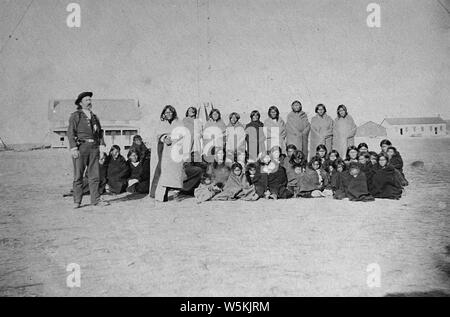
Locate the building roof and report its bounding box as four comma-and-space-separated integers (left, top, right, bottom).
356, 121, 387, 137
49, 99, 141, 123
383, 117, 446, 126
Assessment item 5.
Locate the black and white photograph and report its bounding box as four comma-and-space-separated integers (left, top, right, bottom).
0, 0, 449, 301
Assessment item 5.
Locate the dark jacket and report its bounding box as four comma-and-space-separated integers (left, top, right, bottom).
370, 166, 403, 200
129, 143, 151, 163
344, 172, 375, 202
105, 155, 130, 194
67, 110, 105, 149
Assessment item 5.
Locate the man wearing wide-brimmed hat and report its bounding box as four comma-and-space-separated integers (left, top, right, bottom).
68, 92, 109, 208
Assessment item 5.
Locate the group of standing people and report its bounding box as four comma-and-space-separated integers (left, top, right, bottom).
149, 101, 407, 203
68, 91, 407, 207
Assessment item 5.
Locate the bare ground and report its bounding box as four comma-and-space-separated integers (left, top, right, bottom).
0, 138, 449, 297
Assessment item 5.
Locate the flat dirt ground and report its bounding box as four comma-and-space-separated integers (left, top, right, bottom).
1, 138, 449, 297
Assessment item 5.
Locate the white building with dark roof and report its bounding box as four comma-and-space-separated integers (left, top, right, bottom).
48, 99, 142, 149
381, 117, 447, 138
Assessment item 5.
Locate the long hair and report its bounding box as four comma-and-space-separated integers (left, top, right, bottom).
268, 106, 280, 120
290, 150, 307, 168
378, 152, 390, 166
332, 158, 347, 171
160, 105, 178, 123
250, 110, 261, 121
185, 106, 198, 118
316, 144, 328, 158
308, 155, 323, 169
315, 104, 327, 114
209, 109, 222, 122
346, 145, 359, 161
327, 149, 340, 160
109, 145, 121, 155
337, 105, 348, 118
127, 149, 141, 162
229, 112, 241, 122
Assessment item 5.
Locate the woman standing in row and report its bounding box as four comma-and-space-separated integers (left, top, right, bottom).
264, 106, 287, 153
286, 100, 311, 158
309, 104, 334, 160
333, 105, 357, 157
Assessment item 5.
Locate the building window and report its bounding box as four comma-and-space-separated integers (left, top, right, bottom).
440, 126, 443, 131
421, 127, 424, 132
413, 127, 416, 132
430, 126, 433, 132
122, 130, 138, 136
105, 130, 121, 136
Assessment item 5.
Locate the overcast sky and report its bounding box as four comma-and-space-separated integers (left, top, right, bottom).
0, 0, 449, 144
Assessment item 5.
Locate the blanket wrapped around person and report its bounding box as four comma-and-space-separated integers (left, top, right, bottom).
212, 171, 258, 201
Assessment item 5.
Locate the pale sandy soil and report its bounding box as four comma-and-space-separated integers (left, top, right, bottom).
0, 138, 449, 297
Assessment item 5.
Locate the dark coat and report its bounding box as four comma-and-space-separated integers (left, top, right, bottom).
370, 166, 403, 200
67, 110, 105, 149
245, 121, 266, 161
298, 167, 329, 193
245, 169, 266, 198
359, 162, 375, 193
128, 161, 150, 194
389, 152, 409, 186
105, 155, 130, 194
344, 172, 375, 202
266, 166, 293, 199
129, 143, 151, 163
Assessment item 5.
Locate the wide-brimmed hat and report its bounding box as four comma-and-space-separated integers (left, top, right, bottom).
75, 92, 93, 106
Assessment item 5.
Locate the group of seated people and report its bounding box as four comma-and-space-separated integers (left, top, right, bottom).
72, 134, 407, 204
193, 139, 408, 203
66, 135, 152, 197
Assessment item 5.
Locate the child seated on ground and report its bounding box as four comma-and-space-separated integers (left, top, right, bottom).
316, 144, 328, 165
212, 163, 259, 201
323, 149, 340, 174
129, 135, 151, 164
358, 152, 375, 192
284, 150, 307, 196
126, 149, 150, 194
194, 174, 223, 203
297, 156, 332, 198
344, 146, 359, 166
369, 151, 379, 170
104, 145, 130, 194
380, 139, 392, 155
386, 146, 409, 187
370, 153, 403, 200
335, 162, 374, 202
329, 158, 346, 192
259, 153, 293, 200
245, 163, 266, 198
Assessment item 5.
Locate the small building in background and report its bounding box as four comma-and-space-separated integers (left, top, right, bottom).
48, 99, 142, 150
381, 117, 447, 138
356, 121, 387, 139
354, 121, 387, 151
